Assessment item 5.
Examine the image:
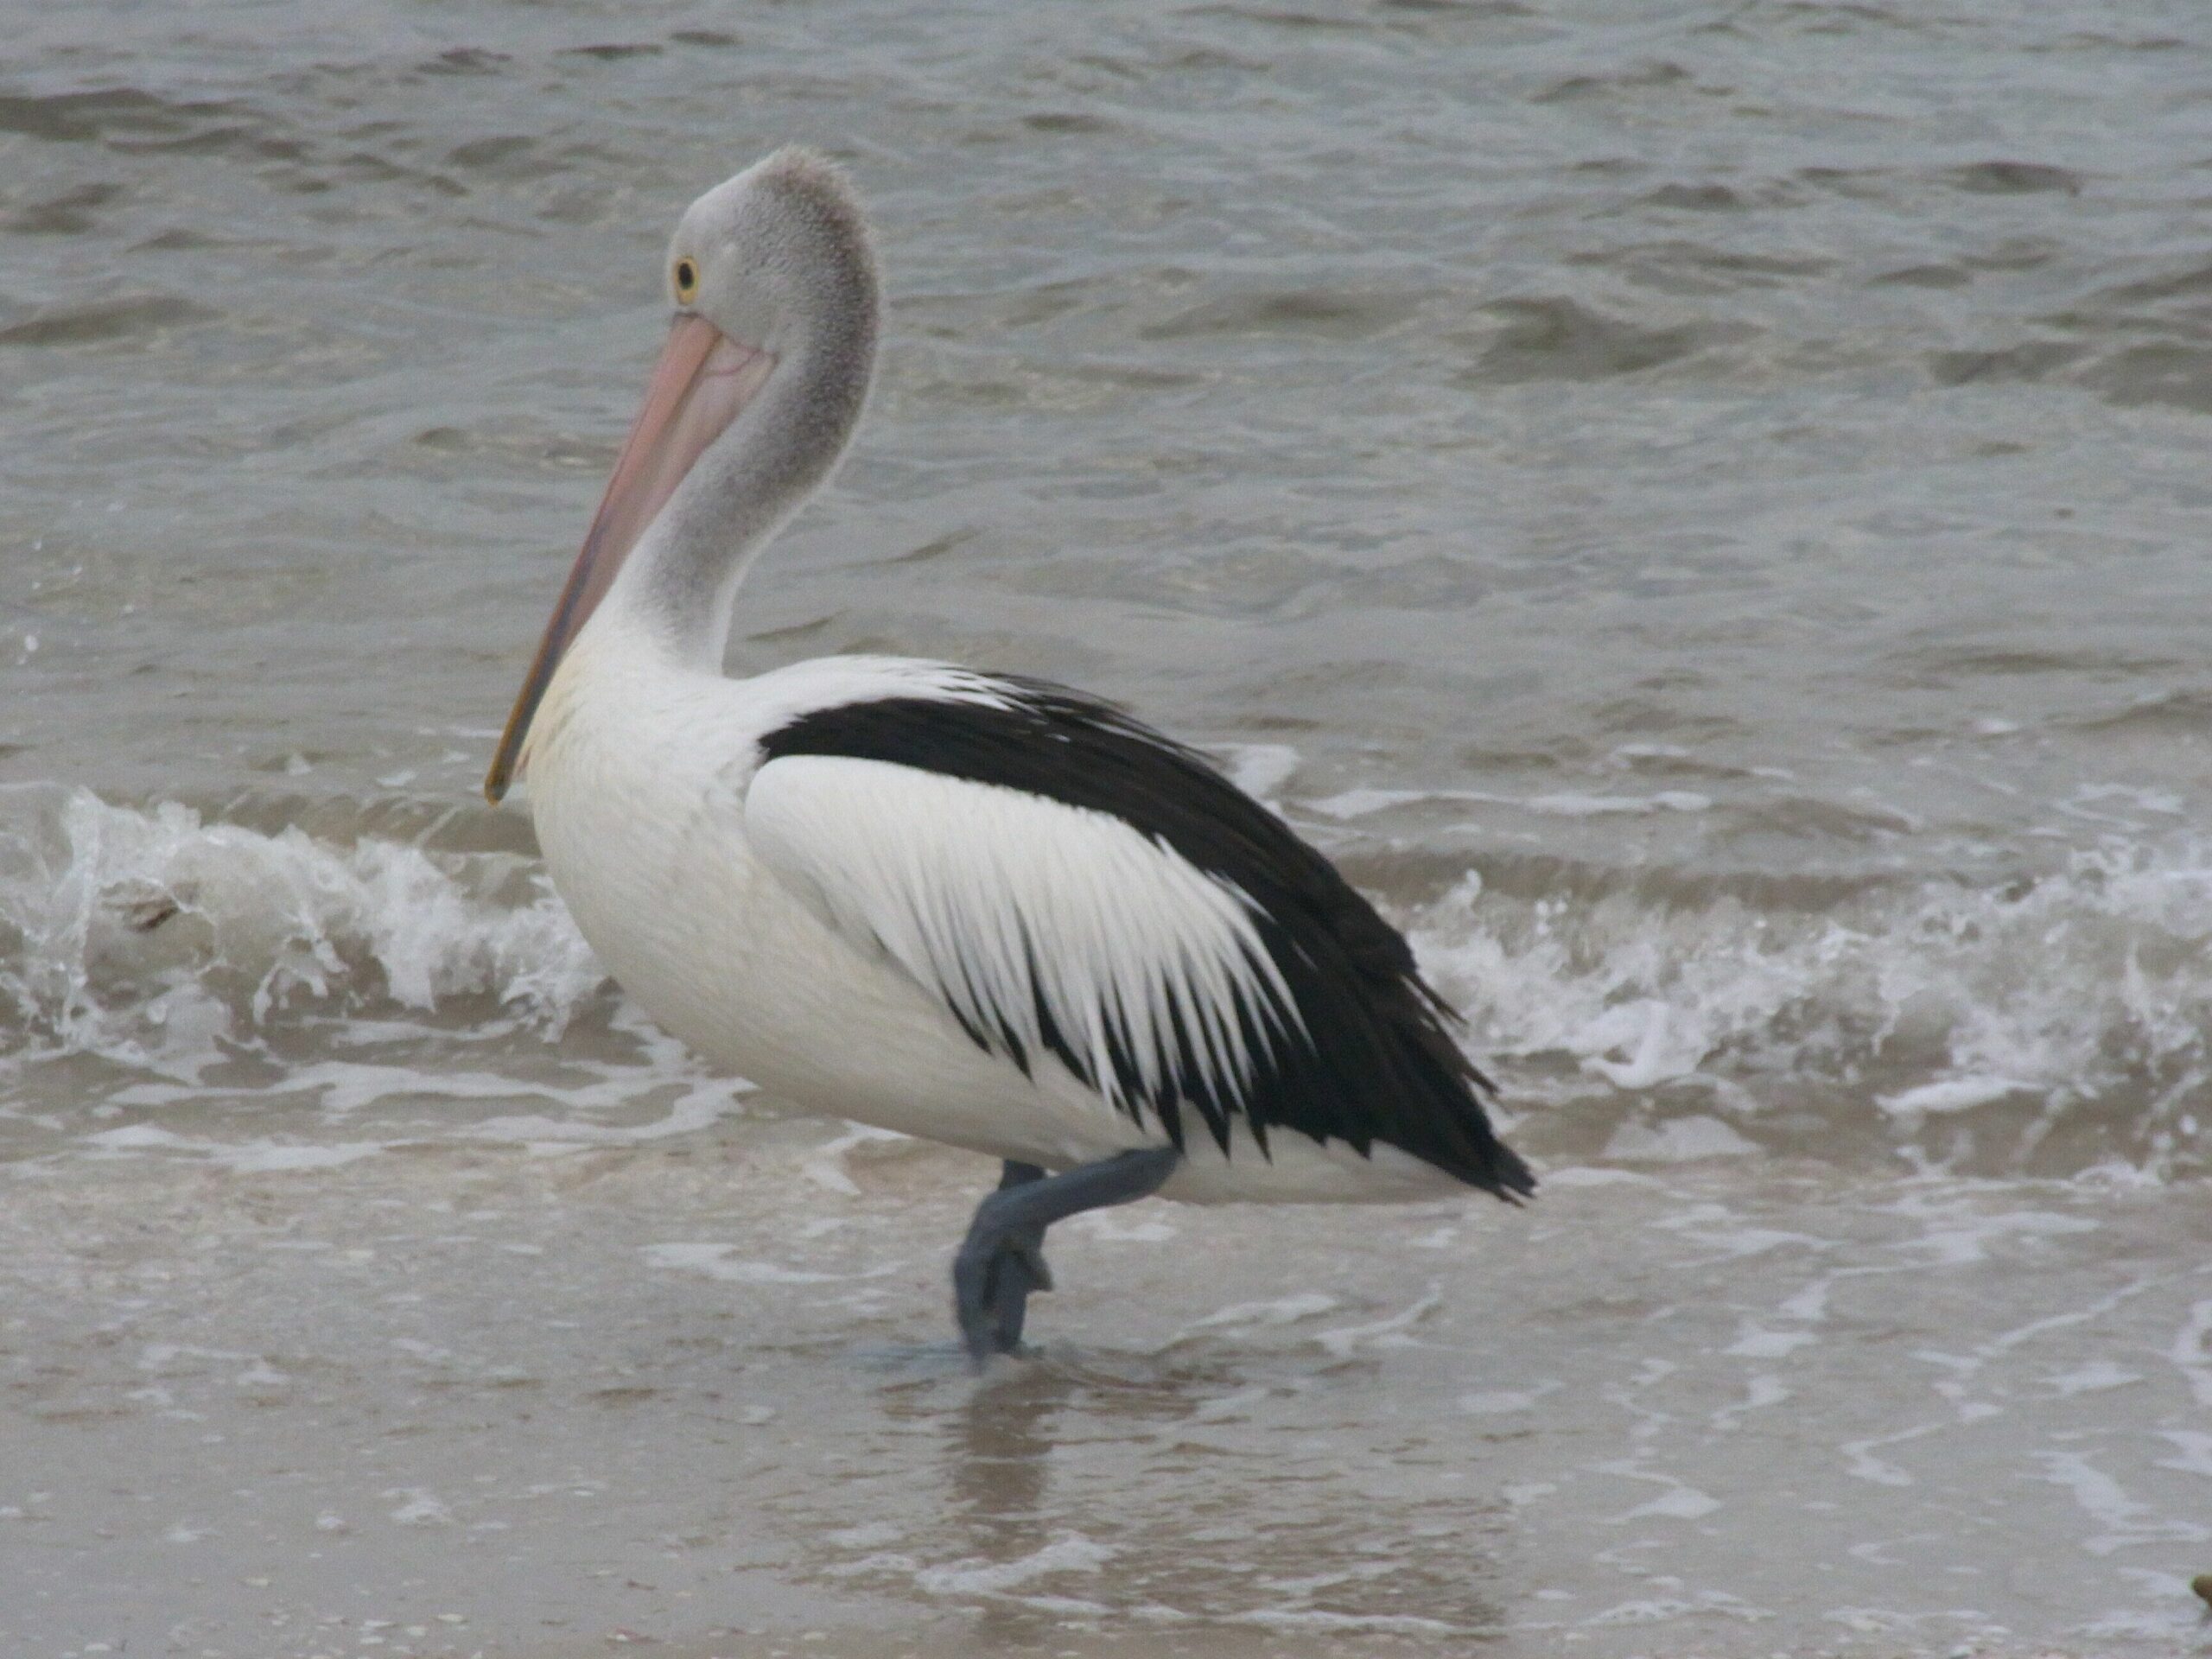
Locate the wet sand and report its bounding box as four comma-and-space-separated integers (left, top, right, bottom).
5, 1118, 2209, 1658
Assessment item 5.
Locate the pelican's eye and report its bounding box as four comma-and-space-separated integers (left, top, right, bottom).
673, 257, 700, 305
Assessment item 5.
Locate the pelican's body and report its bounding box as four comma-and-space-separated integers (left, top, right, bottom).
490, 149, 1532, 1358
530, 621, 1471, 1204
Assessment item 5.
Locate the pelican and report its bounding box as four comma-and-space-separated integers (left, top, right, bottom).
486, 148, 1533, 1363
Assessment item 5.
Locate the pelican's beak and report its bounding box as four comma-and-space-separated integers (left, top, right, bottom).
486, 312, 774, 802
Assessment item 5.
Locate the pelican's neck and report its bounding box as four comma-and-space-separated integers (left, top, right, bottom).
608, 298, 875, 675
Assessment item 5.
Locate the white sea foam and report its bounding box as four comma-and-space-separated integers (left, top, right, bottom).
1218, 742, 1300, 807
0, 786, 730, 1166
1410, 834, 2212, 1177
1310, 785, 1711, 821
3, 785, 2209, 1180
0, 785, 601, 1065
640, 1243, 858, 1285
912, 1533, 1116, 1596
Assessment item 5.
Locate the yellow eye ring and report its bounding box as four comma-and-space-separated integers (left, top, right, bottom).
673, 257, 699, 305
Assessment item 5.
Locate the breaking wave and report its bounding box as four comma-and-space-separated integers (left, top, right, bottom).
0, 784, 601, 1069
1414, 839, 2212, 1181
0, 784, 2202, 1182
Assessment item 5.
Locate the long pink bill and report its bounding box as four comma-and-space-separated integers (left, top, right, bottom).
486, 314, 773, 802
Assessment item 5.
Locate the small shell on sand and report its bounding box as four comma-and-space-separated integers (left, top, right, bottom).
2193, 1572, 2212, 1607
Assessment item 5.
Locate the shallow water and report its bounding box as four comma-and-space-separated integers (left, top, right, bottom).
3, 1, 2210, 1653
7, 1145, 2211, 1657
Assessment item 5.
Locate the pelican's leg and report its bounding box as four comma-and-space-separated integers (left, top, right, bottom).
953, 1147, 1180, 1365
979, 1161, 1052, 1353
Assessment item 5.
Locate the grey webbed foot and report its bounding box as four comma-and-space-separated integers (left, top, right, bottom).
979, 1225, 1052, 1353
951, 1148, 1180, 1367
978, 1160, 1053, 1353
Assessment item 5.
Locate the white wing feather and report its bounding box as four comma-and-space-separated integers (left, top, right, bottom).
743, 754, 1300, 1110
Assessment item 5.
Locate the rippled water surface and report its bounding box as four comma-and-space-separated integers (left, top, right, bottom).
3, 2, 2210, 1654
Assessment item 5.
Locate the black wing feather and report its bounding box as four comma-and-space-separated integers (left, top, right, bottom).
759, 677, 1534, 1201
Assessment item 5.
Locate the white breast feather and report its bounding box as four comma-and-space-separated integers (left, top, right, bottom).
743, 754, 1304, 1114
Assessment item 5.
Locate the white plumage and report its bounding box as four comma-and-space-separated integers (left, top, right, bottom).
747, 752, 1303, 1118
526, 626, 1464, 1201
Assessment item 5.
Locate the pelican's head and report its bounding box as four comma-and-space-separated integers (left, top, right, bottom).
664, 149, 876, 362
486, 148, 879, 803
